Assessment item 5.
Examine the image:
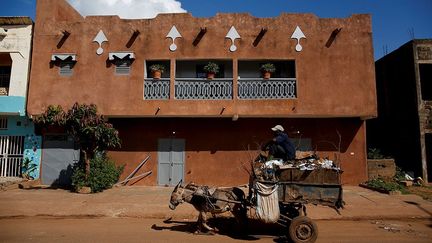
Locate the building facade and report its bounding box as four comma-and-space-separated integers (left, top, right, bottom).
28, 0, 377, 185
368, 40, 432, 182
0, 17, 41, 179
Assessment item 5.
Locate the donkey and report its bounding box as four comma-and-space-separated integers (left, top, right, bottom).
169, 180, 248, 233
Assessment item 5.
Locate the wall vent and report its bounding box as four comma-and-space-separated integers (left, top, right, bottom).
115, 61, 131, 75
59, 62, 74, 76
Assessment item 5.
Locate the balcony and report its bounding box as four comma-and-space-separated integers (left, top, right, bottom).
142, 59, 297, 100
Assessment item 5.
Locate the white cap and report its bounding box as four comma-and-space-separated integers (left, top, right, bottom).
271, 125, 284, 132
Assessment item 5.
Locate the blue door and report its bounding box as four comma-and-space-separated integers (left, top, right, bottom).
158, 139, 185, 186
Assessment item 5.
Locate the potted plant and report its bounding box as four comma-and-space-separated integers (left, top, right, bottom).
203, 62, 219, 79
260, 63, 276, 79
149, 64, 165, 79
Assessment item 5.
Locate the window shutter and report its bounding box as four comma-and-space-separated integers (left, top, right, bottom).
115, 61, 131, 75
59, 62, 73, 76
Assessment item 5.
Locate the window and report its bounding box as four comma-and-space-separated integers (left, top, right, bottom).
59, 62, 74, 76
51, 54, 77, 77
114, 59, 132, 75
0, 66, 11, 95
0, 117, 7, 130
427, 112, 432, 129
0, 53, 12, 96
109, 52, 135, 76
420, 64, 432, 100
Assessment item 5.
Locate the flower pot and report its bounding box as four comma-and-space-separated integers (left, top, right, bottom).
152, 70, 162, 79
263, 71, 271, 79
207, 72, 215, 80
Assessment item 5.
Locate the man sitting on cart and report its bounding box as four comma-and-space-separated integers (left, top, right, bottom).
263, 125, 296, 162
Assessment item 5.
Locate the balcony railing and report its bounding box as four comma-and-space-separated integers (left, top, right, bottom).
143, 78, 296, 100
175, 78, 233, 100
238, 78, 296, 99
144, 78, 170, 100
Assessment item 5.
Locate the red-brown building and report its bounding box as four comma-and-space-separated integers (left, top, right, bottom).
28, 0, 376, 186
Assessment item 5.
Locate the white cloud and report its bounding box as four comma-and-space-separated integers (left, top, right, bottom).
67, 0, 187, 19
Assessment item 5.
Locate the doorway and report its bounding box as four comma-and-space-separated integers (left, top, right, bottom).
157, 138, 185, 186
41, 134, 79, 186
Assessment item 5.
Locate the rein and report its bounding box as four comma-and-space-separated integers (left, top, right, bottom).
177, 187, 195, 202
175, 186, 244, 209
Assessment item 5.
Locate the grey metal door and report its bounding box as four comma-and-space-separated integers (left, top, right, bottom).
158, 138, 185, 186
41, 135, 79, 186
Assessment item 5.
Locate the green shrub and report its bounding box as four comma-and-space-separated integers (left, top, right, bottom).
71, 162, 87, 191
366, 177, 407, 193
394, 166, 406, 182
71, 152, 124, 193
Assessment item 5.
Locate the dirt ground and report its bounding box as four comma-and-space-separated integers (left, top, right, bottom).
407, 185, 432, 202
0, 217, 431, 243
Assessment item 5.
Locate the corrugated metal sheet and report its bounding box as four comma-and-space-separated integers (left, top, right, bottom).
0, 17, 33, 25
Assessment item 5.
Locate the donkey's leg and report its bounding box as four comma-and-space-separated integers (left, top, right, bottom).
193, 211, 203, 233
200, 212, 217, 232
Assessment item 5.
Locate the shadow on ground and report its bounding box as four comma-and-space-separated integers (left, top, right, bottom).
404, 201, 432, 228
151, 217, 291, 242
19, 185, 73, 191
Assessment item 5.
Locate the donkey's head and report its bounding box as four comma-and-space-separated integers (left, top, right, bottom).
169, 180, 184, 210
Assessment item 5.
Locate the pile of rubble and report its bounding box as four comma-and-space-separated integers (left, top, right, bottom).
253, 151, 341, 181
280, 157, 340, 171
260, 156, 341, 171
0, 177, 24, 191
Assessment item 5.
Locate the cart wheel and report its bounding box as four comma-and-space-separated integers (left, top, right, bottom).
288, 216, 318, 243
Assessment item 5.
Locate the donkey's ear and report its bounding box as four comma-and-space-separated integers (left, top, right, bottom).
174, 179, 182, 189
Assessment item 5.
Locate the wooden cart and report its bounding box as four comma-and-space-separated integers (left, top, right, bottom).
252, 167, 343, 243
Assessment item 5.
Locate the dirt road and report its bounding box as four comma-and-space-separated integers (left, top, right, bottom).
0, 217, 431, 242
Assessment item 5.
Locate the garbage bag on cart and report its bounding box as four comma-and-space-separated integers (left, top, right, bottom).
255, 181, 280, 223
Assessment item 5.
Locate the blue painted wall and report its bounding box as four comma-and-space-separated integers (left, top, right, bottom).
0, 116, 41, 179
0, 96, 26, 116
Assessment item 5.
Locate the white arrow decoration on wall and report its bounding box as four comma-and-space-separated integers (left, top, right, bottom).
291, 26, 306, 52
166, 26, 182, 52
225, 26, 241, 52
93, 30, 108, 55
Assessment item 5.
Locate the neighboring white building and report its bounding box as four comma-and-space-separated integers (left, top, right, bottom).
0, 17, 41, 179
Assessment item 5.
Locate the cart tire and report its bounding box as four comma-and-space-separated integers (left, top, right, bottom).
288, 216, 318, 243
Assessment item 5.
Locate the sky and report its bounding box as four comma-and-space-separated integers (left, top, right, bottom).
1, 0, 431, 60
